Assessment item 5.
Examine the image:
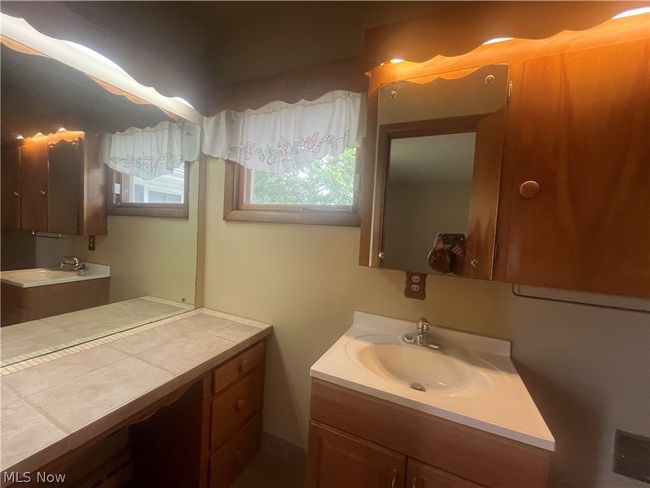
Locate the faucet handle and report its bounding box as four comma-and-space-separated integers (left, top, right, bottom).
416, 317, 430, 334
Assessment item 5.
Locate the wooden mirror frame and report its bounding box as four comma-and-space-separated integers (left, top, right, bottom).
358, 67, 507, 280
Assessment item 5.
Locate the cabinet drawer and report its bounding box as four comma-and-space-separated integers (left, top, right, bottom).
213, 341, 265, 394
211, 366, 264, 450
209, 412, 262, 488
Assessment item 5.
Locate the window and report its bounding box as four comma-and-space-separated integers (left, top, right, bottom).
224, 148, 360, 226
108, 162, 190, 218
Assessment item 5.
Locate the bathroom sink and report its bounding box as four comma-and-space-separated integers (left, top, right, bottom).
0, 264, 110, 288
311, 311, 555, 450
347, 337, 491, 397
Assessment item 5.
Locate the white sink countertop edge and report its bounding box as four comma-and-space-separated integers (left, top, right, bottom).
310, 311, 555, 452
0, 263, 110, 288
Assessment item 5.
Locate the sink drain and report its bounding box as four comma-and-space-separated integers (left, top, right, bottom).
410, 382, 426, 392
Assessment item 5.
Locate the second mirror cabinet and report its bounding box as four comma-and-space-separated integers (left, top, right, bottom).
360, 38, 650, 299
3, 134, 107, 236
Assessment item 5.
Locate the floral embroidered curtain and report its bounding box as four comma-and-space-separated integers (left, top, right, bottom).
99, 120, 201, 180
202, 90, 365, 173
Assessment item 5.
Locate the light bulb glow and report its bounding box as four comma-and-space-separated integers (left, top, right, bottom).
482, 37, 514, 46
613, 7, 650, 19
16, 135, 24, 140
390, 58, 405, 64
57, 127, 66, 132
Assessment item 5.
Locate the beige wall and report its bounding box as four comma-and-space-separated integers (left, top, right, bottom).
203, 157, 649, 488
59, 161, 199, 304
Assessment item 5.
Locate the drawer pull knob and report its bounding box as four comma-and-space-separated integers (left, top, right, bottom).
234, 449, 244, 464
236, 399, 248, 412
238, 359, 249, 373
519, 180, 541, 198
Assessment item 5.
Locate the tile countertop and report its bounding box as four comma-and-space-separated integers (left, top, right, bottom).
311, 311, 555, 451
1, 297, 193, 367
0, 263, 110, 288
0, 307, 273, 477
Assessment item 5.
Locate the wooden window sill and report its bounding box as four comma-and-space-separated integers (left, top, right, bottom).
224, 209, 360, 227
109, 204, 188, 219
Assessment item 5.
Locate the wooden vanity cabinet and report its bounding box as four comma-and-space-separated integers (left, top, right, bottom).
495, 39, 650, 298
133, 340, 266, 488
307, 379, 551, 488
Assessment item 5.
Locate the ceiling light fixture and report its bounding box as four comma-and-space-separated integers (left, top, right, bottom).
482, 37, 514, 46
613, 7, 650, 19
16, 135, 24, 140
390, 58, 405, 64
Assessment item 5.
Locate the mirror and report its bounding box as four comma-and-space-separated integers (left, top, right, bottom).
0, 43, 198, 360
374, 64, 509, 279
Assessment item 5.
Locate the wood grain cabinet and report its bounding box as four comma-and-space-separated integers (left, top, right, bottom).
307, 379, 551, 488
496, 39, 650, 298
0, 136, 106, 235
134, 340, 266, 488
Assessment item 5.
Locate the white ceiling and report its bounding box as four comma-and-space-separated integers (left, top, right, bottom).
388, 132, 476, 184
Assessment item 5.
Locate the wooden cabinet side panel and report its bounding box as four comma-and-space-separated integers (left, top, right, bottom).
19, 143, 49, 232
504, 39, 650, 297
1, 144, 22, 230
306, 421, 406, 488
465, 108, 506, 280
83, 135, 107, 236
310, 379, 550, 488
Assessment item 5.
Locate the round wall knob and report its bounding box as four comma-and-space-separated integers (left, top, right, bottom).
519, 180, 541, 198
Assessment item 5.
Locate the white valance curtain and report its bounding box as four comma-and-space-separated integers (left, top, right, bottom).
99, 120, 201, 180
202, 90, 365, 174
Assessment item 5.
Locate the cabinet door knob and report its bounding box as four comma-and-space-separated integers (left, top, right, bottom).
519, 180, 540, 198
236, 398, 248, 412
13, 191, 20, 197
39, 190, 47, 196
238, 359, 249, 373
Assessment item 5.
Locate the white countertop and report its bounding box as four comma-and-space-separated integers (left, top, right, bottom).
0, 305, 273, 475
0, 263, 110, 288
310, 311, 555, 451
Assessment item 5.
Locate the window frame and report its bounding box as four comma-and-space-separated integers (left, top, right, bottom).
222, 150, 361, 227
106, 161, 190, 218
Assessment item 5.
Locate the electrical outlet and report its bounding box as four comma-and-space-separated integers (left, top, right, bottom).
404, 272, 427, 300
613, 430, 650, 483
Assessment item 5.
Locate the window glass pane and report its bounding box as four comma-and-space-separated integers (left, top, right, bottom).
246, 148, 356, 206
121, 165, 185, 204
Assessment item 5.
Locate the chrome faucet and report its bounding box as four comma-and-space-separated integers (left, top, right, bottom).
60, 256, 87, 273
402, 317, 440, 350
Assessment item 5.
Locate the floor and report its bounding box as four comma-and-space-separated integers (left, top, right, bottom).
231, 435, 305, 488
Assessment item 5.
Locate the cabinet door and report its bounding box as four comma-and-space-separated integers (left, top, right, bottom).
407, 459, 483, 488
306, 422, 406, 488
1, 144, 21, 229
19, 142, 49, 232
47, 140, 82, 234
504, 39, 650, 298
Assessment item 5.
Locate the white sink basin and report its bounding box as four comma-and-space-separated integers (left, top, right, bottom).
0, 264, 110, 288
311, 311, 555, 451
351, 340, 490, 397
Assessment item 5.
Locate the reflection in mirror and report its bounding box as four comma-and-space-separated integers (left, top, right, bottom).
383, 131, 475, 273
0, 42, 196, 358
376, 65, 508, 279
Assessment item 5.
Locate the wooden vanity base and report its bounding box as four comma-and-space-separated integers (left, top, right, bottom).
307, 379, 551, 488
